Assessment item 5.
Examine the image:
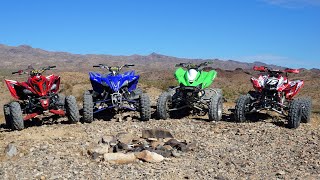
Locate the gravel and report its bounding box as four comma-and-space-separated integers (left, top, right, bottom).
0, 99, 319, 179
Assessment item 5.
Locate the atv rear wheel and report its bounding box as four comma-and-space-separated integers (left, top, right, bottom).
301, 98, 312, 123
9, 102, 24, 130
3, 104, 12, 129
288, 99, 302, 129
234, 95, 251, 122
83, 91, 94, 123
65, 95, 80, 123
157, 92, 172, 120
208, 93, 223, 121
139, 93, 151, 121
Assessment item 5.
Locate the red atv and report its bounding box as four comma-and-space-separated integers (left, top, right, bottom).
3, 66, 80, 130
234, 66, 312, 129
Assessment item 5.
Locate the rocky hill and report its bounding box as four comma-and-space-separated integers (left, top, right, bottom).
0, 44, 285, 71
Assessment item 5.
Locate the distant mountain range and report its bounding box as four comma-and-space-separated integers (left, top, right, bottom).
0, 44, 309, 71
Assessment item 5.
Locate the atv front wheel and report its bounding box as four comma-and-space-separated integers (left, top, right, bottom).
301, 98, 312, 123
133, 88, 143, 96
208, 93, 223, 121
65, 95, 80, 123
56, 94, 66, 108
83, 91, 94, 123
157, 92, 172, 120
234, 95, 251, 122
288, 99, 302, 129
9, 102, 24, 130
139, 93, 151, 121
3, 104, 12, 129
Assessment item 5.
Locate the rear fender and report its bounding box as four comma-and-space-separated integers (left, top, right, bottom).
285, 80, 304, 99
127, 75, 140, 92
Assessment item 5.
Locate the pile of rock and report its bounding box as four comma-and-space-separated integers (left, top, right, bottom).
87, 129, 195, 164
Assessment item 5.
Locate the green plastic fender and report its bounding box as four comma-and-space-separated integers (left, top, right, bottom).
174, 67, 217, 89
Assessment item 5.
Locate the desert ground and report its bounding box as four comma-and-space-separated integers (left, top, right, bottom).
0, 70, 319, 179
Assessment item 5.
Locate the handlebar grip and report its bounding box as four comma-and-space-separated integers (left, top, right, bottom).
127, 64, 134, 67
50, 66, 56, 69
12, 71, 18, 74
93, 65, 100, 67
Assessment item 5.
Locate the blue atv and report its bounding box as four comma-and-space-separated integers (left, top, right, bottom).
82, 64, 151, 122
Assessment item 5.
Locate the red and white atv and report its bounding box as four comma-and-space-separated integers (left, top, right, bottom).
3, 66, 80, 130
234, 66, 312, 129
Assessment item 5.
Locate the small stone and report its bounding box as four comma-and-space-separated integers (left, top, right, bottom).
104, 153, 137, 164
186, 142, 197, 151
276, 170, 286, 176
126, 117, 133, 121
153, 149, 172, 158
172, 150, 181, 157
135, 150, 164, 163
162, 145, 173, 151
40, 175, 46, 180
113, 142, 129, 152
5, 144, 18, 157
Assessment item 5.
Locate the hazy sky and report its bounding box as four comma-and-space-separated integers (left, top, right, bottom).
0, 0, 319, 68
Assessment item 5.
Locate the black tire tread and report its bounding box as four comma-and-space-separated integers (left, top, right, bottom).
9, 102, 24, 130
139, 93, 151, 121
157, 92, 171, 120
83, 91, 94, 123
3, 104, 12, 128
301, 97, 312, 123
234, 95, 251, 122
65, 95, 80, 123
288, 99, 302, 129
208, 93, 223, 121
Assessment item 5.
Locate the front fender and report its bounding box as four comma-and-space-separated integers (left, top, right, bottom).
46, 74, 61, 93
5, 79, 19, 99
89, 72, 105, 93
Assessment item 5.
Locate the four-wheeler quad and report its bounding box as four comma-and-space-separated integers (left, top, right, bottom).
157, 62, 223, 121
234, 66, 312, 129
82, 64, 151, 122
4, 66, 80, 130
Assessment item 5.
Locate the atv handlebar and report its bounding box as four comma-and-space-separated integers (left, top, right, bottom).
175, 61, 213, 69
12, 65, 56, 76
253, 66, 299, 75
93, 64, 135, 74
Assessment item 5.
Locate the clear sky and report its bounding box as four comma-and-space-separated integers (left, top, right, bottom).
0, 0, 319, 68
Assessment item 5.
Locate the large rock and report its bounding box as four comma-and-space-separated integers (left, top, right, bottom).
142, 129, 174, 139
103, 153, 137, 164
135, 150, 164, 163
88, 144, 110, 160
164, 139, 188, 152
116, 132, 135, 144
5, 144, 18, 157
100, 135, 115, 145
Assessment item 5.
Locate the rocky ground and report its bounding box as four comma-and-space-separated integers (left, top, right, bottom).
0, 88, 320, 179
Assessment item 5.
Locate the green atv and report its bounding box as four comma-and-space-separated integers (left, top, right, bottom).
157, 62, 223, 121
